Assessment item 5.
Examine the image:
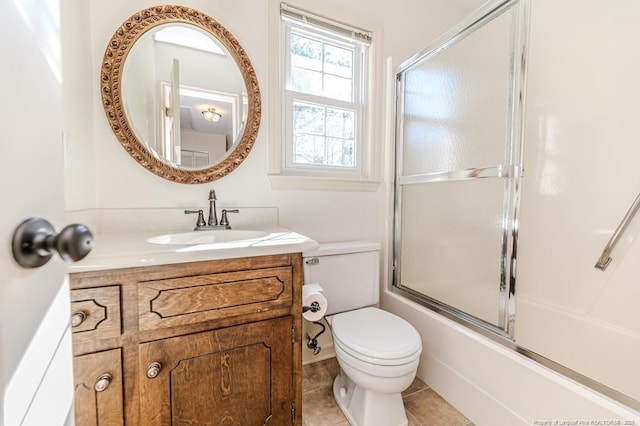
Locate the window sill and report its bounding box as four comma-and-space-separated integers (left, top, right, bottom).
268, 174, 381, 192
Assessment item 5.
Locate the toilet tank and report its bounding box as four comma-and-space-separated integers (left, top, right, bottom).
302, 241, 381, 315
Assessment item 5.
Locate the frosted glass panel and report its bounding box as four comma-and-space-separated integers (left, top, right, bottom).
399, 179, 505, 325
401, 10, 513, 176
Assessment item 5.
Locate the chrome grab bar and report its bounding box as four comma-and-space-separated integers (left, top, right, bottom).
595, 192, 640, 271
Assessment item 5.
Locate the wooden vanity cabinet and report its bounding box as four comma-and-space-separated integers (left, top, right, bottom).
69, 253, 304, 426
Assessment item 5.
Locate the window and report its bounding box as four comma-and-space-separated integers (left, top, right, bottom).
279, 3, 372, 179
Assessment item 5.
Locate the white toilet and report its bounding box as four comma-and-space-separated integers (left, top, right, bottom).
303, 241, 422, 426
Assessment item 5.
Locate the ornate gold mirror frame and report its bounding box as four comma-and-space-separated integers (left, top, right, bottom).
101, 5, 261, 184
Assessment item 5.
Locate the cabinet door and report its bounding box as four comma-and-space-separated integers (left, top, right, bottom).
140, 316, 293, 425
74, 349, 124, 426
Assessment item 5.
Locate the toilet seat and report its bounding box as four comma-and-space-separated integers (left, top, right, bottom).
331, 307, 422, 366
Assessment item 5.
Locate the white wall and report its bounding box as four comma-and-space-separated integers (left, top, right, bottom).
63, 0, 471, 244
154, 42, 244, 96
62, 0, 95, 211
122, 35, 157, 150
181, 131, 227, 164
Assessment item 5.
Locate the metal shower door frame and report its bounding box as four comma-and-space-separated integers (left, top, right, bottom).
391, 0, 530, 339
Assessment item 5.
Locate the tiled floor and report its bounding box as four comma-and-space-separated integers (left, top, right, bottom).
302, 358, 474, 426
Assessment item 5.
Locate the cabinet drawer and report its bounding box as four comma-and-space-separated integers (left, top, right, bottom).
138, 267, 292, 331
70, 286, 121, 343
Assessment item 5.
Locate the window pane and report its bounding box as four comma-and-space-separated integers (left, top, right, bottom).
326, 108, 355, 139
293, 102, 325, 135
324, 44, 353, 78
294, 134, 325, 165
292, 102, 356, 168
326, 137, 354, 167
284, 21, 368, 174
291, 67, 322, 95
291, 34, 322, 71
324, 74, 352, 101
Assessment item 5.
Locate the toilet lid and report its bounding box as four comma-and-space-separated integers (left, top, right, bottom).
331, 307, 422, 365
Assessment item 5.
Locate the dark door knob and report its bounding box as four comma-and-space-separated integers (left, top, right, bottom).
12, 217, 93, 268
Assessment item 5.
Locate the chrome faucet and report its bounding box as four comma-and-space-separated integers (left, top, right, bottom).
184, 189, 239, 231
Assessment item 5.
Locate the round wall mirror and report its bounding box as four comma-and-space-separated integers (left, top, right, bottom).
101, 5, 261, 184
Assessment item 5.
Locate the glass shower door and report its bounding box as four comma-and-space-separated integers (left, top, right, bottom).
393, 0, 528, 336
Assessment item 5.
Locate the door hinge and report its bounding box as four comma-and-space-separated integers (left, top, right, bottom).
291, 325, 295, 343
291, 403, 295, 422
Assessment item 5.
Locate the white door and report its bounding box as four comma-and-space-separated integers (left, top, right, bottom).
161, 58, 182, 164
1, 0, 74, 425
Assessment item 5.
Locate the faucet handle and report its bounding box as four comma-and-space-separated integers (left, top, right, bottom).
208, 189, 217, 200
184, 210, 206, 228
219, 209, 239, 228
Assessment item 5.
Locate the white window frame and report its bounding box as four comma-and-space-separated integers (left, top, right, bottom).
269, 2, 380, 191
284, 24, 365, 176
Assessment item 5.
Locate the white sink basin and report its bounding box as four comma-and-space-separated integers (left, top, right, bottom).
147, 229, 269, 245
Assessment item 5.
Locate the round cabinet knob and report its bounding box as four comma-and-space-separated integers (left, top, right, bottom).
94, 374, 112, 392
146, 362, 162, 379
71, 311, 87, 327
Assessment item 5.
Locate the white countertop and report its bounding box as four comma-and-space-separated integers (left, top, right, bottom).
69, 228, 319, 273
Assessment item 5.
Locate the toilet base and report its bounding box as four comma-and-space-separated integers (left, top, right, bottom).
333, 371, 408, 426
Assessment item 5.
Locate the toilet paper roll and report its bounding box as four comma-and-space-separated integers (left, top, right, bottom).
302, 283, 328, 322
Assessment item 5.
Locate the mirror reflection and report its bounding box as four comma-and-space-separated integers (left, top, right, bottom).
101, 5, 260, 184
122, 24, 247, 169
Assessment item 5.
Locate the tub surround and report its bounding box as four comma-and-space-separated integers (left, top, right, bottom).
383, 291, 640, 424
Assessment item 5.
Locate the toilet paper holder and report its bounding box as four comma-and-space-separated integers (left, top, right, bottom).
306, 320, 326, 356
302, 301, 321, 313
303, 302, 324, 355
